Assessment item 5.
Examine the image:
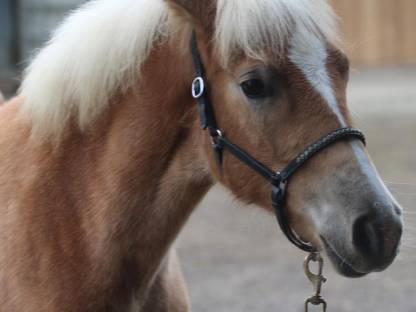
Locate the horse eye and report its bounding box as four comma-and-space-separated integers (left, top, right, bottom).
240, 79, 270, 99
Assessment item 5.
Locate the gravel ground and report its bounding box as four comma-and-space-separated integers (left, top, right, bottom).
177, 67, 416, 312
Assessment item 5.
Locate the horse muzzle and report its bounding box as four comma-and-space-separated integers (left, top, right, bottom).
322, 201, 403, 278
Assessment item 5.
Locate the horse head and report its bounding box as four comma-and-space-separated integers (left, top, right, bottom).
167, 0, 403, 277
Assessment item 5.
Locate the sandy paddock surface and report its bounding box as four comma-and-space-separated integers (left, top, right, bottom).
177, 67, 416, 312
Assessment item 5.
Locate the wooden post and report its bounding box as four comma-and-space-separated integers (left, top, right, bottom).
330, 0, 416, 65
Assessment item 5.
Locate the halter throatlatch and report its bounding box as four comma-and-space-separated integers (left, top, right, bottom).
190, 32, 366, 253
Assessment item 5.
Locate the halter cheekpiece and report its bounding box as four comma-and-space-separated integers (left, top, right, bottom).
190, 32, 366, 253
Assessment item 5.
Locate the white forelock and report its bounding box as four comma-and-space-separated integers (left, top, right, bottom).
215, 0, 339, 67
21, 0, 339, 135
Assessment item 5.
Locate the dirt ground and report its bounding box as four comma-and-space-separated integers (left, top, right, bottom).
177, 67, 416, 312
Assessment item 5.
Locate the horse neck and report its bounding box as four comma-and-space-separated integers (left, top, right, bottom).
55, 33, 213, 286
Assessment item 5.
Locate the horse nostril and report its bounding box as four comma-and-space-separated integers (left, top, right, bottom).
352, 207, 403, 272
394, 205, 402, 216
353, 214, 382, 258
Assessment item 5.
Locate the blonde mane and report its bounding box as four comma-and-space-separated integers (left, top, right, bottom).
21, 0, 338, 135
21, 0, 170, 134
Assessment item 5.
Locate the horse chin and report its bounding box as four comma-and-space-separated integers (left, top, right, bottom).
320, 237, 368, 278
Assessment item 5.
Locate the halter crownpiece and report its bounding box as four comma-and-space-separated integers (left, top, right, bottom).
190, 32, 366, 253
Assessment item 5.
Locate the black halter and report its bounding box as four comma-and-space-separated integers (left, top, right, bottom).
190, 33, 366, 253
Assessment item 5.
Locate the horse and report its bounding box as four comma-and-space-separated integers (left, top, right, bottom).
0, 0, 403, 311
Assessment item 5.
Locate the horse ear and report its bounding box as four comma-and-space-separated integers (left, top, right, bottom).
165, 0, 216, 33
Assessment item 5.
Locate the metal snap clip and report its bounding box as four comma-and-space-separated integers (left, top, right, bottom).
304, 252, 327, 312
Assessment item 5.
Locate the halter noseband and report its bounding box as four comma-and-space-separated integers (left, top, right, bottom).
190, 32, 366, 253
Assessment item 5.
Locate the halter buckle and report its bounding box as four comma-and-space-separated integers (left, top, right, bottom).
192, 77, 205, 99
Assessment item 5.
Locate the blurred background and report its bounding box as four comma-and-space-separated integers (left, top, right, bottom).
0, 0, 415, 311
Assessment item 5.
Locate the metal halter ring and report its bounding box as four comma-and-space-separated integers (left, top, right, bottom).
214, 129, 223, 138
210, 129, 223, 146
191, 77, 205, 99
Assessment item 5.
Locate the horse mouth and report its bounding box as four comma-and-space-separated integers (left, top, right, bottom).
321, 237, 368, 278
